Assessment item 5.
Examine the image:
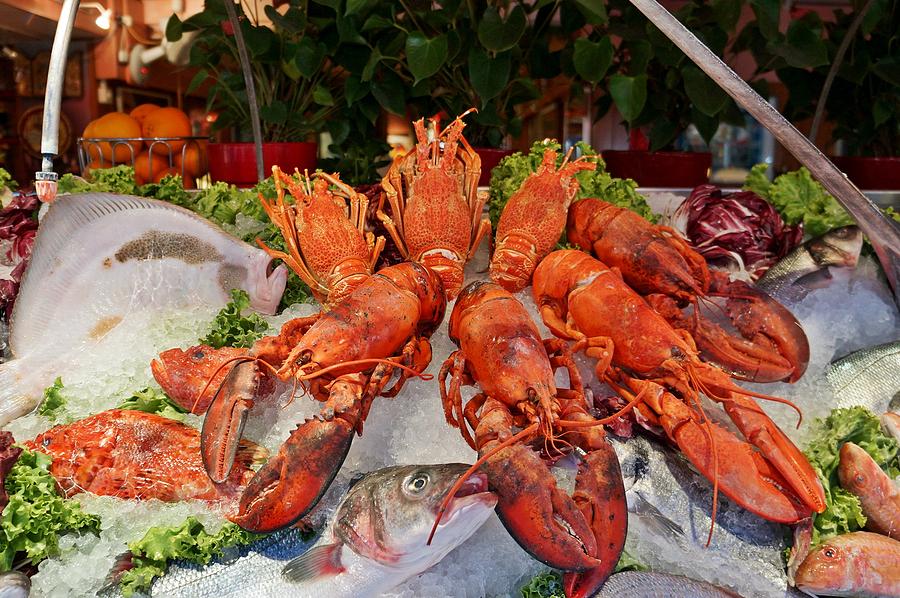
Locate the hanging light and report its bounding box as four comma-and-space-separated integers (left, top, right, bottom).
80, 2, 113, 30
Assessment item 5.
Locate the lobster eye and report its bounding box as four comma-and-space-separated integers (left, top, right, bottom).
405, 473, 429, 494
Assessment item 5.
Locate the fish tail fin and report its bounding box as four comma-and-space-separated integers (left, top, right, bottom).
0, 359, 43, 427
236, 438, 269, 467
282, 543, 345, 583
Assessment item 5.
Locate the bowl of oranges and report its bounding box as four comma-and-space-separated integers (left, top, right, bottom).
77, 105, 208, 189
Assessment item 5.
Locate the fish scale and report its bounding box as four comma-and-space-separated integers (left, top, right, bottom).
827, 342, 900, 413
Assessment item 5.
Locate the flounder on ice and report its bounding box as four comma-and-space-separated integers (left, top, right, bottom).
0, 193, 287, 426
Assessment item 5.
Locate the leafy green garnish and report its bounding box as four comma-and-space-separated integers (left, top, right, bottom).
803, 406, 900, 546
200, 289, 270, 349
58, 165, 139, 195
119, 517, 261, 597
743, 164, 854, 238
885, 206, 900, 224
116, 388, 188, 422
0, 449, 101, 570
37, 377, 67, 420
519, 551, 647, 597
0, 168, 16, 191
137, 174, 192, 206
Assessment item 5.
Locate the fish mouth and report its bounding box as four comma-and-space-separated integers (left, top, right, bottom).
439, 472, 497, 525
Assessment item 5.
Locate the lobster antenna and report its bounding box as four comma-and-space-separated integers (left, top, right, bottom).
296, 358, 433, 382
427, 422, 540, 546
685, 367, 721, 547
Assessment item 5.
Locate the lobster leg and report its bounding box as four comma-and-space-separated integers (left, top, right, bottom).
635, 379, 813, 523
475, 397, 601, 572
231, 374, 365, 532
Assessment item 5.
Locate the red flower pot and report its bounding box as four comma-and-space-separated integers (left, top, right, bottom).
207, 142, 318, 187
601, 150, 712, 188
831, 155, 900, 190
474, 147, 515, 187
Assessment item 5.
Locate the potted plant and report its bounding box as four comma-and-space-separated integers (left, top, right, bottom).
341, 1, 597, 185
737, 0, 899, 189
573, 0, 745, 187
166, 0, 344, 186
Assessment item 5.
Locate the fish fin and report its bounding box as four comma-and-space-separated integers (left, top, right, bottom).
10, 193, 215, 354
97, 551, 134, 594
236, 438, 270, 467
282, 543, 345, 583
630, 491, 684, 538
0, 357, 46, 427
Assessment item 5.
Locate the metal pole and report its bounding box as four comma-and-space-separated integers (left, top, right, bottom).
222, 0, 265, 183
35, 0, 81, 203
627, 0, 900, 304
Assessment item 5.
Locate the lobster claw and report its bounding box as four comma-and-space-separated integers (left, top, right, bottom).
229, 376, 361, 533
563, 442, 628, 598
698, 273, 810, 383
151, 345, 248, 414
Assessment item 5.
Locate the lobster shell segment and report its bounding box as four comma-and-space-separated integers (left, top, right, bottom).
490, 150, 596, 292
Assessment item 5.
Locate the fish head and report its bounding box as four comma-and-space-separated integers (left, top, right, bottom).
242, 251, 288, 315
794, 539, 855, 595
334, 463, 496, 571
810, 225, 863, 269
837, 442, 879, 497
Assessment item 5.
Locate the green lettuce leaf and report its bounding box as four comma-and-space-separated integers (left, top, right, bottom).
0, 168, 15, 191
119, 517, 262, 597
518, 551, 647, 597
743, 165, 854, 238
116, 388, 188, 421
489, 141, 656, 238
200, 289, 270, 349
58, 165, 139, 196
0, 449, 101, 570
37, 377, 67, 420
803, 406, 900, 546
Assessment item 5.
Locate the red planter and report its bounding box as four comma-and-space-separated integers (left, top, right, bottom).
831, 156, 900, 190
207, 141, 318, 186
602, 150, 711, 188
474, 147, 515, 187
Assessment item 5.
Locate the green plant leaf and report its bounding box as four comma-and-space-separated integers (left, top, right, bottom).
345, 0, 377, 16
711, 0, 741, 31
294, 38, 326, 78
477, 5, 527, 53
751, 0, 780, 40
774, 21, 828, 68
264, 5, 300, 33
572, 0, 607, 25
241, 22, 274, 59
649, 117, 678, 152
344, 75, 367, 105
165, 14, 183, 42
469, 48, 511, 104
682, 65, 729, 116
573, 37, 613, 84
405, 32, 448, 84
691, 107, 720, 145
872, 98, 892, 127
312, 0, 340, 10
260, 101, 288, 124
186, 69, 208, 94
609, 74, 647, 124
624, 40, 652, 76
313, 85, 335, 106
371, 70, 406, 115
872, 57, 900, 86
362, 13, 393, 31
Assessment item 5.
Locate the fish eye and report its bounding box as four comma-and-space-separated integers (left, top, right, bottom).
405, 473, 429, 494
854, 474, 866, 486
823, 547, 837, 559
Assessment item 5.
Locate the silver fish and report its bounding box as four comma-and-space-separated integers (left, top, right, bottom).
827, 342, 900, 413
611, 435, 800, 598
0, 193, 287, 425
0, 571, 29, 598
149, 464, 496, 598
757, 225, 863, 303
597, 570, 740, 597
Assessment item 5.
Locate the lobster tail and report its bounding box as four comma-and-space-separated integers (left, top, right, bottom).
489, 233, 541, 293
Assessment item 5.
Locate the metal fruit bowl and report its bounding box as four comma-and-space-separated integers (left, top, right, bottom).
76, 136, 209, 188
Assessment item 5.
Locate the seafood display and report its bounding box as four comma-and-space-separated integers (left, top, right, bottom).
22, 409, 260, 514
838, 442, 900, 539
0, 193, 287, 426
378, 114, 491, 299
532, 249, 825, 525
439, 281, 625, 596
794, 532, 900, 597
828, 341, 900, 412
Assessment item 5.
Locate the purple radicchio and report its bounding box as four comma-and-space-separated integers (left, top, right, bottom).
673, 185, 802, 280
0, 193, 40, 321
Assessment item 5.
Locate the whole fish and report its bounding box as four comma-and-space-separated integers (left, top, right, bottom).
0, 571, 29, 598
827, 342, 900, 414
147, 464, 496, 598
838, 442, 900, 539
610, 436, 794, 598
757, 225, 863, 303
794, 532, 900, 597
596, 570, 740, 597
22, 409, 262, 516
0, 193, 287, 426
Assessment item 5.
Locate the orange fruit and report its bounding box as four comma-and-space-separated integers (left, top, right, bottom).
82, 119, 105, 163
154, 166, 195, 189
93, 112, 143, 163
142, 107, 192, 155
174, 141, 208, 178
134, 153, 169, 186
129, 103, 160, 129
